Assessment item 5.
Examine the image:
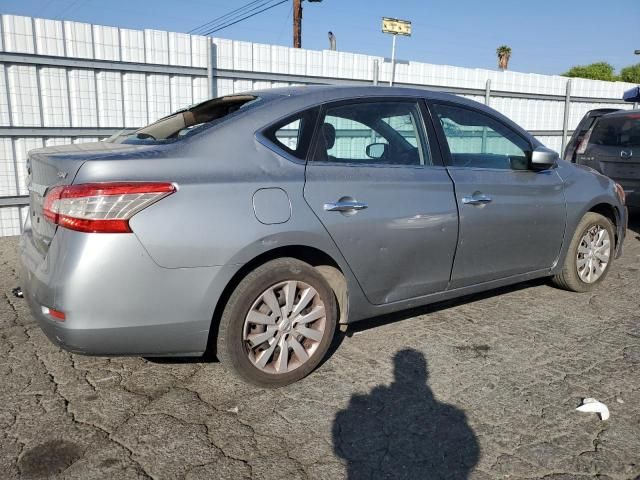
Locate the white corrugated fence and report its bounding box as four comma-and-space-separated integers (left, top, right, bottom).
0, 13, 636, 236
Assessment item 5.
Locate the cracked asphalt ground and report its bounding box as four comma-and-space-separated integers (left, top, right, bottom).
1, 216, 639, 480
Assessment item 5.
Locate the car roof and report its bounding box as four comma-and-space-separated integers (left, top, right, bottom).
600, 109, 640, 118
240, 84, 537, 146
249, 84, 464, 103
584, 108, 620, 116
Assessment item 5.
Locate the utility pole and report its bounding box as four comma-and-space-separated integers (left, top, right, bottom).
293, 0, 322, 49
293, 0, 302, 48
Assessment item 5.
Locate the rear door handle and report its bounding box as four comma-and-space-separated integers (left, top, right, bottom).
324, 201, 368, 212
462, 194, 492, 205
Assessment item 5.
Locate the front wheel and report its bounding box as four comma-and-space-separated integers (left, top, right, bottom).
552, 212, 615, 292
216, 258, 337, 387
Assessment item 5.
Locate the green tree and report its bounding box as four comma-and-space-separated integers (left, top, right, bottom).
619, 63, 640, 83
496, 45, 512, 70
562, 62, 616, 81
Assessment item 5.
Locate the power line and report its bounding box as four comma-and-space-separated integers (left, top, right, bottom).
189, 0, 264, 34
189, 0, 277, 35
55, 0, 84, 20
42, 0, 63, 16
276, 2, 294, 44
198, 0, 286, 36
201, 0, 290, 36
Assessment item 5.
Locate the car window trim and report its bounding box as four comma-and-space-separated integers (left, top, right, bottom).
426, 100, 536, 171
307, 96, 440, 168
418, 99, 445, 167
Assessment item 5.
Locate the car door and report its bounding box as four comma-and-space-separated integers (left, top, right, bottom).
303, 98, 458, 305
429, 101, 566, 289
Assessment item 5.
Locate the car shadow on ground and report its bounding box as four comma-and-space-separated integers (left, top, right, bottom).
148, 277, 547, 366
340, 278, 545, 338
332, 348, 480, 479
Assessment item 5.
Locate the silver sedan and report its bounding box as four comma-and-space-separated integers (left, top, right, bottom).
19, 86, 628, 386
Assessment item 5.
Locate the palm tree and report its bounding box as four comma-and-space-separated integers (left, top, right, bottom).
496, 45, 512, 71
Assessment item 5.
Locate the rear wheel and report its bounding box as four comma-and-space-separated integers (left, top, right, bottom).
216, 258, 337, 387
552, 212, 615, 292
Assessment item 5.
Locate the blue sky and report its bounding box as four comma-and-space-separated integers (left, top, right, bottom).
3, 0, 639, 75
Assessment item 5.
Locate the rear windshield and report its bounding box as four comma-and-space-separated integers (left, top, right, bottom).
116, 95, 262, 145
590, 114, 640, 148
577, 116, 599, 135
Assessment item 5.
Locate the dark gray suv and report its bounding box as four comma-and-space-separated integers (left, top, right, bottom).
571, 110, 640, 207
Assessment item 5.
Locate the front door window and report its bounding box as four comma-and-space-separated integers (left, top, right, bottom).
432, 103, 530, 170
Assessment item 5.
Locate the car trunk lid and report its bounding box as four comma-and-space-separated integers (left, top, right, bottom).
27, 141, 159, 254
584, 144, 639, 181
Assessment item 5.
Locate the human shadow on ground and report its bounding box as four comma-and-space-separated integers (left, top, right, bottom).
333, 349, 480, 480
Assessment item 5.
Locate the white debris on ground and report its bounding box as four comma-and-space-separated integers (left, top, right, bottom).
576, 398, 610, 421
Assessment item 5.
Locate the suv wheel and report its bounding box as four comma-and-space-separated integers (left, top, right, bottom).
216, 258, 337, 387
552, 212, 615, 292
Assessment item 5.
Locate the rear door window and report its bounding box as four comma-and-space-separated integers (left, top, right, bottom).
590, 114, 640, 148
310, 100, 431, 166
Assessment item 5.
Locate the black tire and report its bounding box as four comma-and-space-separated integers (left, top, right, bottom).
552, 212, 615, 292
216, 258, 337, 388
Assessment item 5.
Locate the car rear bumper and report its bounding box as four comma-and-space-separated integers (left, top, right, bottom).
19, 227, 235, 356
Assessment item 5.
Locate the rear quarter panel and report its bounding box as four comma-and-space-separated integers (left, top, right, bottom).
72, 111, 334, 269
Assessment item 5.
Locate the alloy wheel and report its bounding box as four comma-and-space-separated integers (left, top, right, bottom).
243, 280, 327, 374
576, 225, 611, 284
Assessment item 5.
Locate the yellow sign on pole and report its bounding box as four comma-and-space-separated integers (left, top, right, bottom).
382, 17, 412, 36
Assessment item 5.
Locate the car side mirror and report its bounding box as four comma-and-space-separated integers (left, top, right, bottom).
366, 143, 387, 159
530, 146, 559, 170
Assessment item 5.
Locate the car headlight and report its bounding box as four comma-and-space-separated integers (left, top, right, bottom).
614, 183, 626, 205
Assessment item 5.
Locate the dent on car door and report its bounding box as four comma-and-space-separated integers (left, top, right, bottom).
303, 98, 458, 305
429, 102, 566, 288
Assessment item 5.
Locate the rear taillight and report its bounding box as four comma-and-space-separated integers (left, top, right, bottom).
43, 182, 175, 233
42, 306, 66, 321
576, 127, 594, 155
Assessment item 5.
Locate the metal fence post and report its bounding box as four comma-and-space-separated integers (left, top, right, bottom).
484, 78, 491, 106
389, 34, 396, 86
207, 38, 214, 98
561, 79, 572, 156
372, 59, 379, 86
480, 79, 492, 153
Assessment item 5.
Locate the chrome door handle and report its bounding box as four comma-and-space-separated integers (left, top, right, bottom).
462, 194, 492, 205
324, 201, 368, 212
